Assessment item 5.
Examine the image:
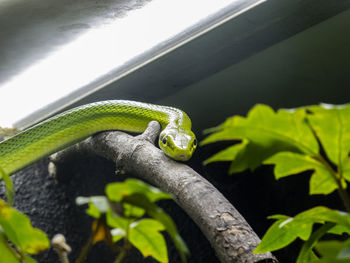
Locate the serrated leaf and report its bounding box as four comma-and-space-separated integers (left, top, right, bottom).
0, 200, 49, 254
123, 194, 189, 263
228, 141, 267, 173
255, 216, 313, 253
265, 152, 337, 194
296, 207, 350, 228
202, 104, 319, 172
256, 207, 350, 254
328, 225, 350, 235
307, 104, 350, 172
203, 140, 247, 165
310, 170, 346, 195
129, 219, 167, 263
106, 179, 172, 203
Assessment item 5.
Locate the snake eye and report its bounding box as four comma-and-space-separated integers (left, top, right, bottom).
193, 138, 197, 147
162, 137, 167, 145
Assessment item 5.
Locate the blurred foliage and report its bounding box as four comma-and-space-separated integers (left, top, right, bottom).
0, 167, 14, 205
76, 179, 189, 263
0, 200, 49, 263
0, 177, 187, 263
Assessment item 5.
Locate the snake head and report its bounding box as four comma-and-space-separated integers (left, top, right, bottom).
159, 128, 197, 161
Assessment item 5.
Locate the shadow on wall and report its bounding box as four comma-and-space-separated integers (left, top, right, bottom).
158, 9, 350, 134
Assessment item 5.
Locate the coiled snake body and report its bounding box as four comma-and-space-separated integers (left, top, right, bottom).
0, 100, 197, 175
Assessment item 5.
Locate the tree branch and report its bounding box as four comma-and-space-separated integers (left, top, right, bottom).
49, 121, 277, 263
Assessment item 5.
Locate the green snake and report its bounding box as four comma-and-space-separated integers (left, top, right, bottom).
0, 100, 197, 176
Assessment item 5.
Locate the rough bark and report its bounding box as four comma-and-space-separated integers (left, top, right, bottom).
49, 121, 277, 263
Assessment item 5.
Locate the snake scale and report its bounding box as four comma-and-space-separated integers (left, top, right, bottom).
0, 100, 197, 176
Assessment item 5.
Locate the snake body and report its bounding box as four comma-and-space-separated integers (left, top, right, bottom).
0, 100, 197, 176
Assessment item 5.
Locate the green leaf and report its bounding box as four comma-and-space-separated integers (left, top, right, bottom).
106, 211, 130, 230
122, 203, 145, 218
129, 219, 167, 263
296, 207, 350, 228
106, 179, 172, 203
76, 196, 110, 213
314, 239, 350, 262
86, 203, 102, 218
304, 251, 319, 263
0, 200, 49, 254
106, 179, 172, 219
256, 207, 350, 253
265, 152, 337, 194
76, 196, 127, 219
76, 196, 111, 218
307, 104, 350, 173
0, 233, 21, 263
328, 224, 350, 235
0, 166, 14, 205
202, 104, 319, 172
123, 194, 189, 263
255, 216, 313, 253
342, 160, 350, 182
110, 228, 126, 243
296, 222, 336, 263
24, 256, 38, 263
309, 169, 345, 195
203, 140, 248, 165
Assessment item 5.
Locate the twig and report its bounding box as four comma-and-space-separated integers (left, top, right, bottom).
52, 234, 71, 263
114, 239, 130, 263
49, 121, 277, 263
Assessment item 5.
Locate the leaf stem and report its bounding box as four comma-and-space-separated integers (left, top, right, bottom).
114, 213, 133, 263
113, 232, 131, 263
114, 240, 129, 263
5, 242, 21, 261
75, 218, 103, 263
296, 222, 335, 263
74, 231, 94, 263
306, 117, 350, 212
315, 156, 350, 212
337, 186, 350, 213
